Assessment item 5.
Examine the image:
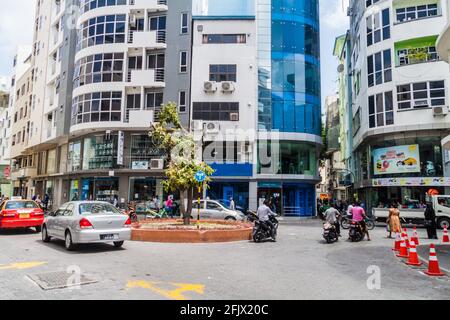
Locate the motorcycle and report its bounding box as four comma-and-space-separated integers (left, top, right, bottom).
252, 214, 279, 243
342, 215, 375, 231
348, 220, 365, 242
323, 222, 339, 244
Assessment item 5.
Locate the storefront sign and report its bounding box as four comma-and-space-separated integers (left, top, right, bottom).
372, 177, 450, 187
3, 166, 10, 178
132, 161, 149, 170
117, 131, 124, 166
373, 145, 420, 175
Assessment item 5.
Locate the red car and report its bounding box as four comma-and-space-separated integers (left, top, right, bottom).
0, 200, 44, 232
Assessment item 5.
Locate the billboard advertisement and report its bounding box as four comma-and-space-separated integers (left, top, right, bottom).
373, 145, 420, 175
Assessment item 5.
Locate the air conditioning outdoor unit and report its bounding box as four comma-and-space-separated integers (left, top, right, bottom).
230, 113, 239, 121
433, 106, 448, 117
129, 14, 137, 27
221, 81, 235, 93
150, 158, 164, 170
205, 122, 220, 134
203, 81, 217, 93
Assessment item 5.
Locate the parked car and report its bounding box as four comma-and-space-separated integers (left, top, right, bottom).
42, 201, 132, 251
192, 200, 246, 221
0, 200, 44, 232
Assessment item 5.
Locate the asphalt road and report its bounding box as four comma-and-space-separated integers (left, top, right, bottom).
0, 221, 449, 300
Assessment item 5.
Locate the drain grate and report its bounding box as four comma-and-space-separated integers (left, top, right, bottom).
27, 271, 98, 290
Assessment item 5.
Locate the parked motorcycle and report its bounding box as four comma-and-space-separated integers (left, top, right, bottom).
348, 220, 365, 242
252, 215, 279, 243
323, 222, 339, 244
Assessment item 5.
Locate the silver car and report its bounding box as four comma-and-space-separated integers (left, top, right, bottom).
42, 201, 132, 251
192, 200, 245, 221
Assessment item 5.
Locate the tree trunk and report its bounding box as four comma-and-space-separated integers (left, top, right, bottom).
184, 187, 194, 225
179, 190, 187, 219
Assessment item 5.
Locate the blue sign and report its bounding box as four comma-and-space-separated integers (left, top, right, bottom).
194, 170, 206, 183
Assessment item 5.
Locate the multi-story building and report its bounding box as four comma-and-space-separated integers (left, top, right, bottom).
346, 0, 450, 211
191, 0, 322, 216
437, 21, 450, 153
0, 76, 11, 196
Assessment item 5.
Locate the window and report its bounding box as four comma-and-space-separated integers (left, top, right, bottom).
192, 102, 239, 121
145, 91, 163, 110
209, 65, 237, 82
396, 4, 438, 23
368, 91, 394, 128
179, 51, 188, 73
202, 34, 246, 44
366, 0, 380, 7
82, 134, 118, 170
367, 8, 390, 46
397, 80, 446, 109
68, 141, 81, 172
77, 14, 126, 51
126, 94, 141, 122
80, 0, 127, 14
367, 49, 392, 87
71, 91, 122, 125
353, 107, 361, 136
74, 53, 124, 88
180, 13, 189, 34
178, 91, 187, 113
397, 46, 438, 66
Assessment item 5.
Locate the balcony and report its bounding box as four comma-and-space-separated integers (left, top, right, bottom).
10, 167, 37, 180
129, 0, 168, 10
128, 30, 166, 49
127, 69, 165, 87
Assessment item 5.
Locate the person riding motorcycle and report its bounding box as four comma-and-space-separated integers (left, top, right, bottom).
324, 205, 341, 237
257, 199, 277, 240
352, 201, 371, 241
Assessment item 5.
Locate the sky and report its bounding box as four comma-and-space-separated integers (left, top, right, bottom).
0, 0, 350, 110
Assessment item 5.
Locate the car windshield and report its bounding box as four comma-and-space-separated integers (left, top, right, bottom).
5, 201, 38, 209
79, 203, 121, 215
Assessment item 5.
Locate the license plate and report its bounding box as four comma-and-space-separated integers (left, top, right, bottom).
19, 214, 30, 219
18, 210, 32, 214
100, 234, 119, 240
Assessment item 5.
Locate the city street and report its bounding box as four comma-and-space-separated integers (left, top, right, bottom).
1, 221, 449, 300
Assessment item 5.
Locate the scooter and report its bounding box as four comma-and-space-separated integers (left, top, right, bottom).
323, 222, 339, 244
348, 220, 365, 242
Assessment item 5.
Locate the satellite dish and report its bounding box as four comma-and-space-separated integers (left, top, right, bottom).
337, 64, 345, 73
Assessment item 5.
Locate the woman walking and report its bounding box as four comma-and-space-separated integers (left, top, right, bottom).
386, 203, 401, 238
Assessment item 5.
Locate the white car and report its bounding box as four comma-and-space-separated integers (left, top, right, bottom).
192, 200, 246, 221
42, 201, 132, 251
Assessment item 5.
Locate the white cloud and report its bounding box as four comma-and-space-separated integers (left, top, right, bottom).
320, 0, 349, 29
0, 1, 35, 75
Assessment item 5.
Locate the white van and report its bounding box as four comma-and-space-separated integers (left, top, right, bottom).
373, 195, 450, 229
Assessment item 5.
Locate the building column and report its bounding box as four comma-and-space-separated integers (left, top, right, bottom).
249, 181, 257, 211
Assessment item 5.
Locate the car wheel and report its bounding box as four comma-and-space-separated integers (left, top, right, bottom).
225, 216, 237, 221
42, 226, 51, 242
438, 217, 450, 230
113, 241, 124, 248
65, 231, 75, 251
35, 225, 42, 233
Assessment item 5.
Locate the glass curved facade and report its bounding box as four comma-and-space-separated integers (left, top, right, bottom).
80, 0, 127, 14
258, 0, 321, 135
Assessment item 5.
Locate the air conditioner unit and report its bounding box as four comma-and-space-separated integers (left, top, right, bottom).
221, 81, 235, 93
203, 81, 217, 93
129, 14, 137, 27
433, 106, 448, 117
205, 122, 220, 134
230, 113, 239, 121
150, 158, 164, 170
192, 120, 204, 131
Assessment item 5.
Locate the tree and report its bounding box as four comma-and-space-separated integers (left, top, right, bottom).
150, 102, 214, 225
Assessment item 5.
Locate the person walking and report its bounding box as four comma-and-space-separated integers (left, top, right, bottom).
386, 203, 401, 238
424, 203, 438, 239
229, 197, 236, 210
165, 195, 173, 217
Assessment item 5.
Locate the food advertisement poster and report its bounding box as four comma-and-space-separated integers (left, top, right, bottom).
373, 145, 420, 175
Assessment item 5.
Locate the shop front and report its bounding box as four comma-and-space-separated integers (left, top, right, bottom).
206, 181, 250, 212
80, 177, 119, 203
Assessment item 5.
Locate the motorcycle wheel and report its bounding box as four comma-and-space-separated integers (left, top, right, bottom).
366, 220, 375, 230
341, 219, 351, 230
326, 231, 338, 243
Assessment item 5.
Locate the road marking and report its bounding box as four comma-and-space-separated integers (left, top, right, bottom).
0, 261, 47, 270
127, 280, 205, 300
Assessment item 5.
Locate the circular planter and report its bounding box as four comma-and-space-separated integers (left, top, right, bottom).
131, 219, 253, 243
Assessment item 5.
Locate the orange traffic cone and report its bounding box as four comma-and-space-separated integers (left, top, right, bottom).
396, 235, 409, 258
403, 228, 410, 248
411, 226, 419, 246
442, 226, 449, 243
392, 232, 401, 251
405, 240, 422, 266
425, 244, 445, 277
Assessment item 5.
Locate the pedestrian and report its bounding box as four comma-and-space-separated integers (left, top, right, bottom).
229, 197, 236, 210
424, 203, 438, 239
113, 195, 119, 208
386, 203, 401, 238
165, 195, 173, 216
42, 194, 50, 211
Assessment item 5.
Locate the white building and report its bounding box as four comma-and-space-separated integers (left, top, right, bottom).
348, 0, 450, 210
